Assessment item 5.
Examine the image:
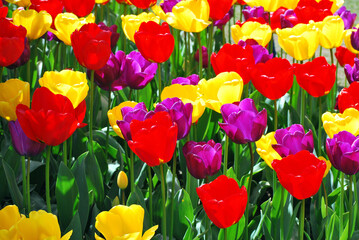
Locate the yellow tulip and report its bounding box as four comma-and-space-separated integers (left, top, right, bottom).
117, 171, 128, 190
198, 72, 243, 113
318, 156, 331, 178
322, 108, 359, 138
161, 84, 205, 122
155, 0, 211, 33
96, 0, 109, 4
39, 70, 89, 108
95, 204, 158, 240
108, 101, 138, 138
50, 13, 96, 46
255, 132, 281, 169
244, 0, 299, 12
16, 210, 72, 240
277, 22, 320, 61
344, 29, 359, 55
0, 205, 24, 240
5, 0, 30, 7
12, 9, 52, 41
231, 21, 272, 47
317, 15, 344, 49
121, 12, 160, 42
0, 79, 30, 121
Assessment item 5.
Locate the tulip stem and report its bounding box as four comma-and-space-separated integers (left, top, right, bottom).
105, 88, 112, 162
224, 228, 227, 240
234, 143, 240, 178
46, 146, 51, 213
89, 70, 95, 155
63, 140, 67, 167
0, 66, 3, 82
158, 63, 162, 101
339, 172, 344, 237
69, 136, 73, 165
169, 146, 177, 240
147, 166, 153, 226
322, 181, 328, 218
245, 142, 254, 240
318, 97, 322, 156
223, 135, 229, 176
197, 32, 203, 79
299, 199, 305, 240
274, 99, 278, 130
27, 157, 31, 212
160, 164, 167, 239
280, 186, 285, 240
185, 32, 189, 75
330, 48, 336, 112
349, 175, 353, 239
207, 24, 214, 77
130, 151, 135, 193
21, 156, 27, 213
300, 88, 305, 126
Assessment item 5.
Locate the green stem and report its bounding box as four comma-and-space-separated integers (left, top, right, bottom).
148, 166, 153, 226
349, 175, 353, 239
300, 199, 305, 240
122, 189, 126, 205
69, 136, 73, 165
239, 5, 243, 22
46, 146, 51, 213
63, 140, 67, 167
169, 146, 177, 240
339, 172, 344, 237
0, 66, 3, 82
105, 88, 112, 161
224, 228, 227, 240
223, 135, 229, 176
27, 57, 31, 87
330, 48, 336, 112
21, 156, 27, 213
197, 32, 203, 79
27, 157, 31, 212
222, 27, 226, 44
207, 24, 214, 77
234, 143, 240, 178
89, 70, 95, 154
160, 164, 167, 239
158, 63, 162, 101
185, 32, 189, 75
245, 142, 254, 240
130, 151, 135, 193
323, 181, 328, 218
318, 97, 322, 156
300, 88, 305, 126
280, 186, 285, 240
274, 99, 278, 130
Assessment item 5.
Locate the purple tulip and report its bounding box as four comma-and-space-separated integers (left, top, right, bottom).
326, 131, 359, 175
154, 97, 193, 140
194, 46, 208, 68
272, 124, 314, 158
98, 22, 120, 49
213, 7, 233, 30
351, 28, 359, 51
242, 6, 269, 23
345, 58, 359, 84
280, 9, 298, 29
7, 38, 30, 69
117, 102, 149, 141
171, 74, 200, 85
238, 40, 273, 64
183, 140, 222, 179
160, 0, 180, 13
219, 98, 267, 144
334, 6, 357, 30
8, 120, 46, 157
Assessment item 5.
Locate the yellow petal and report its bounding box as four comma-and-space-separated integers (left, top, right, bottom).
244, 0, 299, 12
0, 205, 22, 230
318, 156, 331, 178
141, 225, 158, 240
318, 15, 344, 49
121, 12, 160, 42
322, 108, 359, 138
108, 101, 138, 138
255, 132, 281, 169
231, 22, 272, 47
344, 29, 359, 55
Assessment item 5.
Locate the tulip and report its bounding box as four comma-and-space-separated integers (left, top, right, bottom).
236, 0, 247, 4
134, 21, 174, 63
213, 7, 233, 30
95, 205, 158, 240
107, 101, 139, 138
272, 124, 314, 158
196, 175, 247, 228
29, 0, 64, 29
0, 79, 30, 121
351, 28, 359, 52
251, 58, 294, 100
231, 21, 272, 47
271, 7, 299, 30
116, 0, 132, 4
12, 9, 52, 41
183, 140, 222, 179
0, 18, 26, 67
98, 22, 120, 49
294, 0, 332, 24
128, 111, 178, 167
160, 0, 180, 13
335, 46, 356, 67
316, 15, 344, 49
219, 98, 267, 144
71, 23, 111, 70
154, 97, 193, 140
161, 84, 205, 122
322, 108, 359, 138
327, 0, 344, 13
272, 150, 327, 200
96, 0, 109, 4
117, 171, 128, 190
7, 38, 30, 69
16, 87, 84, 146
244, 0, 299, 12
4, 0, 30, 7
129, 0, 156, 9
62, 0, 95, 18
242, 6, 269, 23
0, 1, 7, 18
249, 42, 273, 64
345, 58, 359, 84
293, 56, 336, 97
338, 82, 359, 113
326, 131, 359, 175
121, 12, 160, 42
39, 70, 89, 108
277, 22, 319, 61
255, 132, 282, 169
171, 74, 200, 85
207, 0, 233, 21
344, 28, 359, 54
50, 13, 95, 46
334, 6, 357, 30
198, 72, 243, 113
194, 46, 208, 68
0, 205, 24, 240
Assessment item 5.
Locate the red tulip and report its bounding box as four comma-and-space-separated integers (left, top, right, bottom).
293, 56, 336, 97
0, 18, 26, 67
207, 0, 233, 21
134, 21, 174, 63
15, 87, 85, 146
30, 0, 63, 29
211, 43, 255, 85
0, 1, 8, 18
335, 46, 356, 67
270, 7, 287, 30
272, 150, 327, 200
62, 0, 95, 17
128, 111, 178, 167
196, 175, 247, 229
127, 0, 156, 9
71, 23, 112, 70
338, 82, 359, 113
251, 58, 294, 100
294, 0, 333, 24
236, 0, 246, 5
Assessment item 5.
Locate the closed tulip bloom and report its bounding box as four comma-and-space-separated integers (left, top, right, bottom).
271, 7, 299, 30
245, 0, 299, 12
207, 0, 233, 21
251, 58, 294, 100
62, 0, 95, 18
316, 15, 344, 49
294, 0, 332, 24
277, 22, 319, 61
0, 1, 7, 18
272, 124, 314, 158
198, 72, 243, 113
334, 6, 357, 30
161, 84, 205, 122
134, 21, 174, 63
0, 205, 24, 240
16, 87, 84, 146
107, 101, 139, 138
128, 111, 178, 167
50, 13, 95, 46
7, 38, 30, 69
213, 7, 233, 30
243, 6, 269, 23
0, 79, 30, 121
71, 23, 111, 70
171, 74, 200, 85
117, 171, 128, 190
272, 150, 327, 200
338, 82, 359, 113
129, 0, 156, 9
250, 42, 273, 64
326, 131, 359, 175
351, 28, 359, 52
322, 108, 359, 138
30, 0, 63, 29
4, 0, 30, 7
344, 28, 359, 55
12, 9, 52, 40
196, 175, 247, 228
98, 22, 120, 49
345, 58, 359, 84
39, 70, 89, 108
335, 46, 356, 67
121, 12, 160, 42
255, 132, 282, 169
231, 21, 272, 47
219, 98, 267, 144
95, 205, 158, 240
293, 56, 336, 97
194, 46, 208, 68
183, 140, 222, 179
0, 18, 26, 67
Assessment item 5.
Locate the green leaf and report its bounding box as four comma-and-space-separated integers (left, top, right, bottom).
172, 189, 194, 239
84, 152, 104, 205
2, 160, 23, 210
127, 185, 150, 230
65, 212, 82, 240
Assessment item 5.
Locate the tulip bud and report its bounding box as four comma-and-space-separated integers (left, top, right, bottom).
117, 171, 128, 190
